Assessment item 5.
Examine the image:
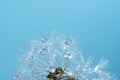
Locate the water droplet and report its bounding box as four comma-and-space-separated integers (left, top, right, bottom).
83, 67, 88, 72
39, 47, 48, 55
13, 74, 20, 80
67, 71, 73, 76
76, 65, 81, 70
64, 39, 72, 45
64, 53, 72, 59
46, 66, 55, 73
27, 54, 34, 60
41, 38, 48, 43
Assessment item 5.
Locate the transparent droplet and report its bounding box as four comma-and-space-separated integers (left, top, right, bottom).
83, 67, 88, 72
52, 54, 56, 60
64, 53, 72, 59
13, 74, 20, 80
64, 39, 72, 45
39, 47, 48, 55
67, 71, 73, 76
46, 66, 55, 73
41, 38, 48, 43
27, 54, 34, 60
76, 65, 81, 70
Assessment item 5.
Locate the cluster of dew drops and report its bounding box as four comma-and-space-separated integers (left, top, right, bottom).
13, 35, 117, 80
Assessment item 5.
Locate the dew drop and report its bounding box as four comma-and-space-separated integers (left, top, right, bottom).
39, 47, 48, 55
13, 74, 20, 80
64, 39, 72, 45
27, 54, 34, 60
41, 38, 48, 43
64, 53, 72, 59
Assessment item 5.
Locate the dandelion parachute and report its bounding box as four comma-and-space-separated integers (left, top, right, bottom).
13, 35, 116, 80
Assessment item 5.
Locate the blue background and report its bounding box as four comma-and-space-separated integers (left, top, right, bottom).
0, 0, 120, 80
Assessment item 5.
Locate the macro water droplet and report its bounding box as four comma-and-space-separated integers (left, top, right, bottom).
64, 39, 72, 45
41, 38, 48, 43
39, 47, 48, 55
27, 54, 34, 60
13, 74, 20, 80
64, 53, 72, 59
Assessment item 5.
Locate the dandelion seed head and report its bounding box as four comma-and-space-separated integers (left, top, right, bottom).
13, 35, 116, 80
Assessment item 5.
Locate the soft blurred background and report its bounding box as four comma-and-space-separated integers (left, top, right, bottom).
0, 0, 120, 80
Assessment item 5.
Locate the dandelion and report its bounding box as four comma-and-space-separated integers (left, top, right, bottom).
13, 35, 116, 80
